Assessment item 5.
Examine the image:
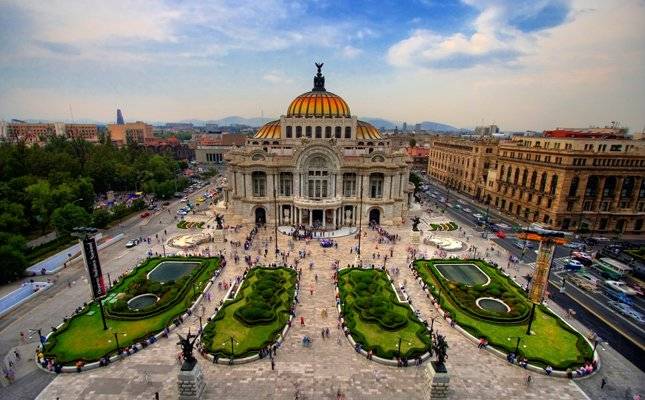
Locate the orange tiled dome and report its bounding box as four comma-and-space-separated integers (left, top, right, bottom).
287, 91, 351, 118
254, 120, 280, 139
356, 120, 382, 140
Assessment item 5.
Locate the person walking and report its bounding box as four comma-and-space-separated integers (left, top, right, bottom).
601, 377, 607, 389
526, 374, 532, 387
300, 316, 305, 326
271, 358, 275, 371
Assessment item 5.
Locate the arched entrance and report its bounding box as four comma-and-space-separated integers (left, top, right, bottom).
369, 208, 380, 225
255, 207, 266, 225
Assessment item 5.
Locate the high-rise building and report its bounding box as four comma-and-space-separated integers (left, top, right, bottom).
0, 121, 97, 145
116, 109, 125, 125
107, 121, 153, 146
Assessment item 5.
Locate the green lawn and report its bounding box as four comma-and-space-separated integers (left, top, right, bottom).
201, 267, 296, 358
338, 268, 431, 359
415, 259, 593, 369
43, 256, 219, 364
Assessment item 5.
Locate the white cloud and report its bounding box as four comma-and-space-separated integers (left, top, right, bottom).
387, 0, 561, 69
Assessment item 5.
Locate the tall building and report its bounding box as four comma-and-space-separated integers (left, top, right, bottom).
427, 136, 498, 199
224, 65, 413, 227
116, 109, 125, 125
194, 133, 247, 164
474, 125, 499, 136
107, 121, 153, 146
484, 135, 645, 234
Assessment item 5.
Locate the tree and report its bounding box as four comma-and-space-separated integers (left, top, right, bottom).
91, 208, 112, 229
0, 201, 28, 232
51, 203, 91, 235
26, 181, 55, 232
0, 233, 28, 283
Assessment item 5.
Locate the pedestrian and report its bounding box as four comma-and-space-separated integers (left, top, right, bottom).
526, 374, 532, 387
601, 377, 607, 389
271, 358, 275, 371
300, 316, 305, 326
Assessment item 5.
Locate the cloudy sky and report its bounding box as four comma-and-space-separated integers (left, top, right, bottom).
0, 0, 643, 131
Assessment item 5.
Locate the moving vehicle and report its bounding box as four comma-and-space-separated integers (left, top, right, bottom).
180, 197, 188, 202
462, 207, 472, 213
604, 280, 638, 296
126, 239, 139, 248
592, 258, 632, 280
140, 211, 151, 218
564, 259, 584, 270
565, 242, 586, 250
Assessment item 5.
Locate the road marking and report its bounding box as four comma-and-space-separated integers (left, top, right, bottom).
115, 250, 129, 259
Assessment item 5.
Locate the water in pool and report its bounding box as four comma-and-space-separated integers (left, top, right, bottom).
147, 261, 200, 283
477, 298, 510, 313
127, 293, 158, 310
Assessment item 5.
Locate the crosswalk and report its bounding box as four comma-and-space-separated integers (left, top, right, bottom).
525, 256, 570, 271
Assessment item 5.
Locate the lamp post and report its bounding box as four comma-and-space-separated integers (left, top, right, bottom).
113, 332, 127, 356
273, 174, 279, 259
507, 336, 522, 355
224, 336, 239, 365
429, 317, 437, 336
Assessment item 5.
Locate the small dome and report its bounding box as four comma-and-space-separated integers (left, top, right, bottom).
356, 120, 382, 140
287, 91, 351, 118
254, 120, 280, 139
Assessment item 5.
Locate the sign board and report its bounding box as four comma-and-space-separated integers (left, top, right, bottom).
528, 240, 556, 304
81, 236, 106, 299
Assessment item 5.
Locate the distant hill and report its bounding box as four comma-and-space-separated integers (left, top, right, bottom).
361, 117, 457, 132
178, 116, 274, 127
417, 121, 457, 132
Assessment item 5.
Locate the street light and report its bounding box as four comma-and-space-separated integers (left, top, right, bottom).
507, 336, 523, 355
223, 336, 239, 365
111, 332, 127, 356
395, 336, 413, 359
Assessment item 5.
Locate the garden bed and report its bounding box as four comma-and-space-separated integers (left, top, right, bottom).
429, 222, 458, 231
337, 268, 431, 360
414, 259, 593, 370
177, 221, 205, 229
41, 256, 220, 364
201, 267, 296, 359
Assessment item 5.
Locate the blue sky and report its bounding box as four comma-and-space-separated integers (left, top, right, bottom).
0, 0, 643, 131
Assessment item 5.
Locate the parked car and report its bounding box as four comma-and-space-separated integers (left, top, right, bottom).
180, 197, 188, 202
462, 207, 472, 213
626, 310, 645, 324
473, 213, 484, 219
565, 242, 586, 250
126, 239, 139, 248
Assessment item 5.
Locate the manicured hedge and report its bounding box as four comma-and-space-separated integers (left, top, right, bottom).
429, 222, 458, 231
423, 259, 530, 323
201, 267, 296, 358
338, 269, 431, 359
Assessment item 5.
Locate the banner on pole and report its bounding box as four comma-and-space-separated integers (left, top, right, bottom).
81, 236, 106, 299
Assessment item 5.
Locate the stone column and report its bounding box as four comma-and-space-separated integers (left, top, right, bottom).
333, 208, 337, 228
383, 174, 391, 200
322, 209, 326, 228
308, 210, 312, 228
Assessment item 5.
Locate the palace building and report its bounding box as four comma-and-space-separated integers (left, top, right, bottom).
223, 65, 413, 227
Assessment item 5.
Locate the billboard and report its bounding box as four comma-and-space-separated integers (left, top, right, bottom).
81, 236, 106, 299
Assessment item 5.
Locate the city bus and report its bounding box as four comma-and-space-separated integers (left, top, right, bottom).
591, 257, 632, 280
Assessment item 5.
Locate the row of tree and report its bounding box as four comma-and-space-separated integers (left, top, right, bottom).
0, 138, 188, 283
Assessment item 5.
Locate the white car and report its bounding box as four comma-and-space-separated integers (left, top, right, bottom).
180, 197, 188, 202
564, 259, 584, 269
473, 213, 484, 219
462, 207, 472, 213
125, 239, 139, 248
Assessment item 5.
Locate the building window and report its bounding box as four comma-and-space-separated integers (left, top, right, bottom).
599, 218, 608, 230
566, 201, 573, 211
530, 171, 537, 189
345, 127, 351, 138
568, 176, 579, 197
539, 172, 547, 192
610, 144, 622, 151
635, 219, 644, 231
252, 171, 266, 197
335, 126, 342, 139
583, 201, 592, 211
602, 177, 616, 197
296, 126, 302, 138
279, 172, 292, 196
549, 174, 558, 195
286, 126, 292, 138
306, 126, 312, 138
315, 126, 322, 138
369, 173, 384, 198
343, 173, 357, 197
325, 126, 332, 138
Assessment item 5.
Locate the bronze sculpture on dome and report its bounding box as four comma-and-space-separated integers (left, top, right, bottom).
315, 62, 324, 74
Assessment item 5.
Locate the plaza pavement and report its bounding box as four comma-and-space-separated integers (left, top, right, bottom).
34, 206, 603, 400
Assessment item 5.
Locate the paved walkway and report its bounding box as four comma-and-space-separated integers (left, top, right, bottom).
35, 207, 599, 400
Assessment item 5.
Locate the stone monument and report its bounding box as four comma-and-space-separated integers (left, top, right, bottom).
410, 216, 421, 245
424, 333, 450, 399
212, 214, 225, 243
177, 332, 206, 400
